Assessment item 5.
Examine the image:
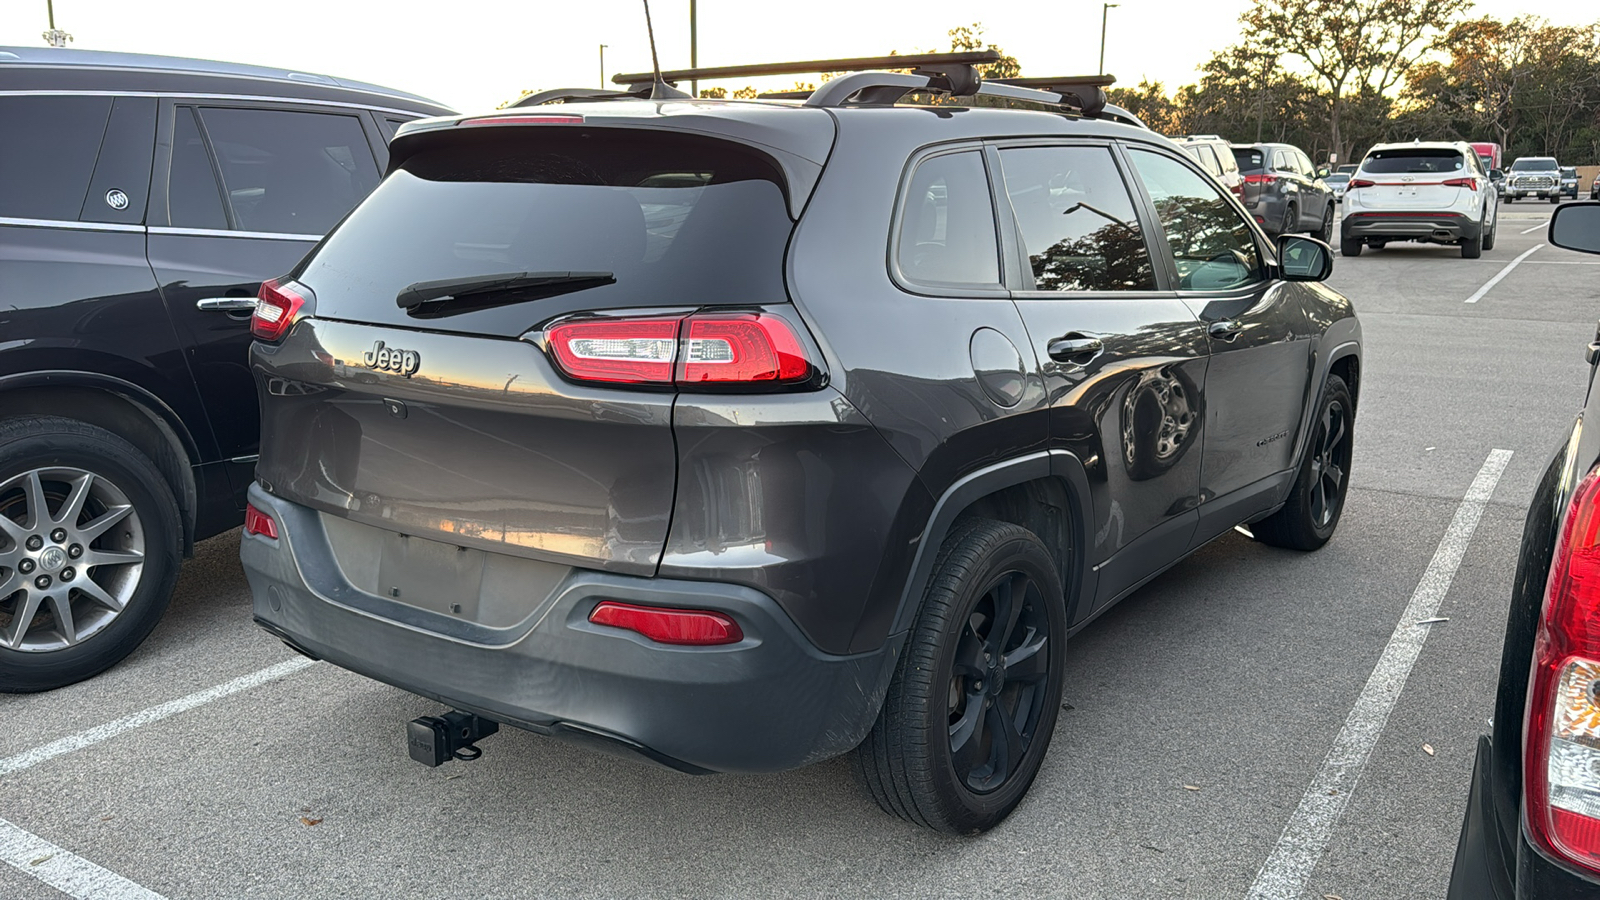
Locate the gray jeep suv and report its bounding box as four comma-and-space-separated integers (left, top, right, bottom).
240, 53, 1362, 833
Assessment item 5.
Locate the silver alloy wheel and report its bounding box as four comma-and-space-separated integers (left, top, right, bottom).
0, 467, 144, 652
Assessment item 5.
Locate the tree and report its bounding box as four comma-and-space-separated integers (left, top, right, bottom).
1241, 0, 1470, 162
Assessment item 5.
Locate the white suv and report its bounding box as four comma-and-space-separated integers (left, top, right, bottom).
1341, 141, 1498, 259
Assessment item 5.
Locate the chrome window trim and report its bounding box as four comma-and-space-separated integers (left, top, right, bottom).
0, 89, 439, 118
0, 216, 145, 233
148, 226, 322, 242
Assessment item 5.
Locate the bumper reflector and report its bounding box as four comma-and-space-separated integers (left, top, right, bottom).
589, 601, 743, 645
244, 502, 278, 540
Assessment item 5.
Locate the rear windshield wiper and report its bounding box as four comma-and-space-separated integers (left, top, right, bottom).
396, 271, 615, 318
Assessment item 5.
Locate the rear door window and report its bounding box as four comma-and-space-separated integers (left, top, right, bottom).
1232, 147, 1265, 174
896, 150, 1001, 288
167, 108, 229, 229
194, 107, 380, 235
0, 95, 112, 220
998, 145, 1156, 292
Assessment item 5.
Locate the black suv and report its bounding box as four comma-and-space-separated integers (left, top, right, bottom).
1231, 142, 1337, 242
0, 48, 450, 692
241, 53, 1362, 833
1448, 201, 1600, 899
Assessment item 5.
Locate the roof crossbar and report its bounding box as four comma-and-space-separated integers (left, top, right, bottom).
612, 50, 1002, 89
990, 75, 1114, 117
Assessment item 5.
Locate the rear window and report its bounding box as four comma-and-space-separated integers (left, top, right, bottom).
296, 129, 794, 337
1360, 149, 1465, 174
1232, 148, 1265, 174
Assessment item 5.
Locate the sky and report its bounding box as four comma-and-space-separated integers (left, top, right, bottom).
1, 0, 1593, 113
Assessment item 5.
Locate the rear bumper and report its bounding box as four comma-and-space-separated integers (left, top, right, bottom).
243, 485, 899, 774
1343, 212, 1479, 242
1448, 734, 1600, 899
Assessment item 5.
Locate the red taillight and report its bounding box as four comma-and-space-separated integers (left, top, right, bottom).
588, 601, 743, 645
251, 278, 311, 342
459, 114, 585, 126
1349, 178, 1376, 190
1526, 465, 1600, 875
1243, 174, 1277, 184
545, 317, 679, 384
1442, 177, 1479, 191
244, 502, 278, 540
544, 313, 816, 388
680, 314, 810, 384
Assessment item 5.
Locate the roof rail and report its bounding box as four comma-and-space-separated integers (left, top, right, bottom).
510, 87, 644, 107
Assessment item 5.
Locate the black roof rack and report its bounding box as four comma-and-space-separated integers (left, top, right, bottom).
521, 52, 1142, 126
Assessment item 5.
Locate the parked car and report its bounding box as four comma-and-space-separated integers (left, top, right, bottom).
1341, 141, 1498, 259
241, 54, 1361, 834
1335, 164, 1359, 176
1172, 134, 1245, 202
1470, 141, 1503, 173
1506, 156, 1563, 203
1324, 172, 1351, 202
1593, 175, 1600, 201
0, 47, 451, 692
1562, 167, 1580, 200
1230, 142, 1337, 241
1447, 202, 1600, 900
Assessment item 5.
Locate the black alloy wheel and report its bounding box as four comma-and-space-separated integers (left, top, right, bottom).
1251, 374, 1354, 551
859, 519, 1067, 834
1282, 202, 1298, 237
1316, 204, 1334, 243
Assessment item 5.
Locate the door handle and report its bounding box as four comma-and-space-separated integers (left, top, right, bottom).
196, 297, 259, 312
1208, 320, 1243, 341
1047, 335, 1104, 362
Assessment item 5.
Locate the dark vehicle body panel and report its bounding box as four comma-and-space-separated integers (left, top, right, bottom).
247, 100, 1361, 771
0, 47, 451, 548
1231, 142, 1336, 236
1448, 205, 1600, 896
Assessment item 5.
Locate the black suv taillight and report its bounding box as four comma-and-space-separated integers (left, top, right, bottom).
252, 278, 313, 342
544, 312, 816, 388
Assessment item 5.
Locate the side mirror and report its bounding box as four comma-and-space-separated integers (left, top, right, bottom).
1278, 235, 1333, 281
1550, 202, 1600, 255
1316, 167, 1330, 178
1490, 169, 1504, 181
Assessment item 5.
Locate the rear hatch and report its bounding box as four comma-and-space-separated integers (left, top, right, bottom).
253, 114, 826, 578
1355, 147, 1474, 210
1232, 147, 1267, 207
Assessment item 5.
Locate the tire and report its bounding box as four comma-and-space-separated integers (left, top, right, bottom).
1341, 235, 1362, 257
1281, 202, 1298, 236
1505, 196, 1514, 204
857, 518, 1067, 834
1315, 204, 1334, 243
1482, 210, 1497, 251
1462, 218, 1483, 258
1252, 375, 1353, 551
0, 416, 181, 692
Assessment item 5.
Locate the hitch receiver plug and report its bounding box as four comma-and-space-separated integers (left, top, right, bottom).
407, 711, 500, 766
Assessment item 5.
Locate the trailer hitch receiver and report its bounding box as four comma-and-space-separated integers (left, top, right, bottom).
407, 711, 500, 766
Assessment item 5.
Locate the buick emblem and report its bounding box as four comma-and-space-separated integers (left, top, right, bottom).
104, 189, 129, 210
363, 340, 420, 377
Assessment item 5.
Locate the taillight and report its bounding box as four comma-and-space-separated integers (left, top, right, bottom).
1526, 465, 1600, 875
588, 601, 743, 645
1349, 179, 1375, 190
244, 502, 278, 540
252, 278, 312, 342
1243, 174, 1277, 184
544, 313, 816, 388
1442, 177, 1479, 191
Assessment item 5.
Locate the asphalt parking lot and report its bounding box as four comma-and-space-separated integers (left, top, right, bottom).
3, 204, 1598, 899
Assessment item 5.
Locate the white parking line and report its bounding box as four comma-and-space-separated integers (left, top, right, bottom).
1244, 448, 1513, 900
1465, 245, 1542, 303
0, 657, 315, 778
1, 816, 167, 900
1520, 220, 1549, 235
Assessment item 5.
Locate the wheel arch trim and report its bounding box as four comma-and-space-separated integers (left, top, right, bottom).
888, 450, 1096, 637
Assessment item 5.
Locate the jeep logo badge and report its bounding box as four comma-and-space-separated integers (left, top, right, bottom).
363, 340, 420, 377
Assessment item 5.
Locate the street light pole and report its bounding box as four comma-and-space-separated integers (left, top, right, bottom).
689, 0, 698, 98
43, 0, 72, 48
599, 44, 608, 89
1098, 3, 1119, 76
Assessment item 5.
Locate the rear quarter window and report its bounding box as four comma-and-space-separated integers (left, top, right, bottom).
895, 150, 1001, 288
0, 95, 113, 220
1232, 148, 1265, 174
